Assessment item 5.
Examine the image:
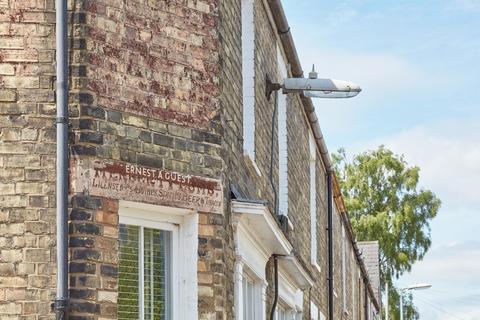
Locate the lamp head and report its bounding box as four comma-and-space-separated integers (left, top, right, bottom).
403, 283, 432, 291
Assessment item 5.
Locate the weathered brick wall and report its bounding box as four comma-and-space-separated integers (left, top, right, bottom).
217, 0, 243, 317
1, 0, 379, 318
67, 0, 230, 319
68, 195, 119, 319
218, 0, 379, 318
0, 0, 57, 318
84, 0, 220, 130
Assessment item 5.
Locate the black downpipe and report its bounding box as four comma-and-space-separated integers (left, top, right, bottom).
269, 255, 279, 320
327, 172, 334, 320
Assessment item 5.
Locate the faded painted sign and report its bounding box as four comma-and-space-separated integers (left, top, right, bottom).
72, 158, 223, 213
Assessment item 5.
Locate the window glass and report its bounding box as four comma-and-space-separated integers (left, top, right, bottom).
243, 276, 256, 320
277, 305, 287, 320
118, 224, 172, 320
118, 224, 140, 319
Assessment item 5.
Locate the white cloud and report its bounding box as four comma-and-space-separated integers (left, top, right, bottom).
355, 118, 480, 319
446, 0, 480, 12
324, 4, 359, 28
400, 241, 480, 320
351, 117, 480, 211
298, 50, 427, 95
293, 48, 432, 136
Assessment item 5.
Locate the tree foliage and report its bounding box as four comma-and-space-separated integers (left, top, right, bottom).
333, 146, 441, 319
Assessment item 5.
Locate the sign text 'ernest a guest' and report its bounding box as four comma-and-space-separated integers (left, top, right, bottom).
73, 158, 223, 213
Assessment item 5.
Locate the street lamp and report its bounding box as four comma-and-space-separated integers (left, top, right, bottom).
399, 283, 432, 320
265, 65, 362, 100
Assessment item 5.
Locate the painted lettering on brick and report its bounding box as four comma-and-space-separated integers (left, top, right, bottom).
72, 158, 223, 213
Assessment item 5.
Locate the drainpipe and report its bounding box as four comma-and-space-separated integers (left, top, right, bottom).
54, 0, 69, 318
269, 255, 279, 320
327, 171, 334, 320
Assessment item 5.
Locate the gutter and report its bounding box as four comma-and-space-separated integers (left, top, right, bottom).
54, 0, 69, 318
333, 175, 381, 311
267, 0, 381, 313
267, 0, 333, 173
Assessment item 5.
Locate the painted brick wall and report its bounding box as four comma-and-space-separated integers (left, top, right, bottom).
0, 0, 379, 318
68, 0, 229, 319
84, 0, 220, 130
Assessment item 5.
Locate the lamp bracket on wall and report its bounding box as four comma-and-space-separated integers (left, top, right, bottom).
266, 75, 282, 101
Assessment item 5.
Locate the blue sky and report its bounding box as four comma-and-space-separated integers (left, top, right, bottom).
283, 0, 480, 318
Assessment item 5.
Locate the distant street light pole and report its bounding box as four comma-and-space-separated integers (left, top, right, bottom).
400, 283, 432, 320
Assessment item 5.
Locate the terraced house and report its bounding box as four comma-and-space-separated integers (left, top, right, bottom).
0, 0, 381, 319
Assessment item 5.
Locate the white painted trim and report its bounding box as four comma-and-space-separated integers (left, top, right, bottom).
278, 256, 314, 290
232, 200, 292, 257
242, 0, 256, 162
245, 153, 262, 177
234, 259, 244, 320
139, 226, 145, 320
320, 311, 326, 320
232, 200, 295, 320
312, 261, 321, 273
277, 44, 289, 217
352, 250, 357, 320
310, 302, 319, 320
118, 202, 198, 320
309, 132, 318, 266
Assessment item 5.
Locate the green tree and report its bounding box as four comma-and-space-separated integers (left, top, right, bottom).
333, 146, 441, 319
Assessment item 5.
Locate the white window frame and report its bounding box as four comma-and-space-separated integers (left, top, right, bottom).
242, 270, 263, 320
352, 252, 357, 320
232, 200, 312, 320
309, 133, 320, 271
119, 201, 198, 320
275, 299, 297, 320
118, 218, 177, 320
277, 268, 306, 320
320, 311, 326, 320
310, 302, 319, 320
241, 0, 258, 175
277, 45, 289, 217
342, 225, 347, 312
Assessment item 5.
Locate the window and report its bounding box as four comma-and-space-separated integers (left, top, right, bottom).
342, 225, 347, 311
118, 223, 175, 320
233, 201, 312, 320
352, 253, 356, 320
242, 274, 258, 320
309, 133, 318, 266
320, 311, 326, 320
277, 45, 288, 216
276, 304, 288, 320
118, 202, 198, 320
310, 302, 319, 320
358, 275, 362, 320
241, 0, 256, 160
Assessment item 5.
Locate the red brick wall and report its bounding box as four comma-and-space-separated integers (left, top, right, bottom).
84, 0, 220, 130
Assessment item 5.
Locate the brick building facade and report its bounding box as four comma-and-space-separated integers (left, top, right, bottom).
0, 0, 380, 319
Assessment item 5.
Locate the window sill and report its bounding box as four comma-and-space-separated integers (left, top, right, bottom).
244, 152, 262, 177
311, 262, 321, 273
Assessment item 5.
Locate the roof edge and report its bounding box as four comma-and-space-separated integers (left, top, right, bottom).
267, 0, 381, 310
